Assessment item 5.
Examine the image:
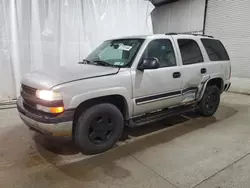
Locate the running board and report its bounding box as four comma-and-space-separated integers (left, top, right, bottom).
127, 104, 196, 127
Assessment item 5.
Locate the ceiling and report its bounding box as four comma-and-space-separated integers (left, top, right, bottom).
150, 0, 180, 7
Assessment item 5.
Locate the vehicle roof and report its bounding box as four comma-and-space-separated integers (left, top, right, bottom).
111, 33, 217, 40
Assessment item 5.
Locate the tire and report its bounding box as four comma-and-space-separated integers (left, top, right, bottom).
74, 103, 124, 155
196, 85, 220, 117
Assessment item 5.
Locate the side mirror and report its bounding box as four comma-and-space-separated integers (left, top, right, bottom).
138, 57, 160, 71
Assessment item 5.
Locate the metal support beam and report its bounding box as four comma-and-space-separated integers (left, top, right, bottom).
203, 0, 209, 34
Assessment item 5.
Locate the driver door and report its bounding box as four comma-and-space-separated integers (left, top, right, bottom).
132, 38, 183, 116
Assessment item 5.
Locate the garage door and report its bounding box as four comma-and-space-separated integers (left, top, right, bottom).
152, 0, 206, 34
205, 0, 250, 93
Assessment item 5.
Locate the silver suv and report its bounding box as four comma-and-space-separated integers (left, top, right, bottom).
17, 33, 231, 154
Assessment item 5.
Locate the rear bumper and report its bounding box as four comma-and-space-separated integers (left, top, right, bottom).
17, 97, 73, 136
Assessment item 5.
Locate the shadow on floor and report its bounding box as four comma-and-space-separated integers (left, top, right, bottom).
56, 148, 132, 182
33, 134, 78, 155
30, 105, 239, 182
34, 113, 193, 157
40, 112, 218, 182
34, 105, 238, 165
120, 114, 190, 141
119, 105, 238, 155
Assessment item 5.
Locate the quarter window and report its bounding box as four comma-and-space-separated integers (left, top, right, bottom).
178, 39, 204, 65
142, 39, 176, 67
201, 39, 229, 61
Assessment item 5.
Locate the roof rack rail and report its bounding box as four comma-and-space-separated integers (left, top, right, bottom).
192, 33, 214, 38
165, 32, 214, 38
165, 32, 178, 35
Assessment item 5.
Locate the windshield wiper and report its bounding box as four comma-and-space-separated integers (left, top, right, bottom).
78, 59, 92, 64
92, 60, 112, 67
79, 59, 118, 67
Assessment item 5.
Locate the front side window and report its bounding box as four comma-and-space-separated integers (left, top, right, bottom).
142, 39, 176, 67
86, 39, 144, 67
178, 39, 204, 65
201, 39, 230, 61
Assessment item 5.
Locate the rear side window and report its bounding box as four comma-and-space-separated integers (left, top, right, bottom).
201, 39, 229, 61
178, 39, 204, 65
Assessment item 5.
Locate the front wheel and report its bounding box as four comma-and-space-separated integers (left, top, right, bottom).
74, 103, 124, 155
196, 85, 220, 117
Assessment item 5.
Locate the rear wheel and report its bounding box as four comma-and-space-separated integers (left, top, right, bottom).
74, 103, 124, 155
196, 85, 220, 117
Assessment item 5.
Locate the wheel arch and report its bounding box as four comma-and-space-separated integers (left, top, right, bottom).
72, 94, 129, 131
197, 77, 224, 102
206, 77, 224, 92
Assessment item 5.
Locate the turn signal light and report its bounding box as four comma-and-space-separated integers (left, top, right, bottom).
50, 107, 64, 114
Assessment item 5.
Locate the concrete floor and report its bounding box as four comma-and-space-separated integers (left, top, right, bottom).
1, 92, 250, 188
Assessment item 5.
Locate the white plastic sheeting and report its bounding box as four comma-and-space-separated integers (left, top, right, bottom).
0, 0, 154, 101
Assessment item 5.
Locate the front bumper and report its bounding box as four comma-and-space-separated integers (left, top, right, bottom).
17, 97, 73, 136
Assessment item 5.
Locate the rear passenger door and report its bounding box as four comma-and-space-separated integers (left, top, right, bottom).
176, 38, 206, 103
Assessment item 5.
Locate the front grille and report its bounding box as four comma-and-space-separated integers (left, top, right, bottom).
23, 102, 42, 116
23, 99, 58, 118
21, 84, 38, 112
21, 84, 37, 96
20, 84, 63, 118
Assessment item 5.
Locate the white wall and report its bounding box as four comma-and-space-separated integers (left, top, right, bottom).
151, 0, 206, 34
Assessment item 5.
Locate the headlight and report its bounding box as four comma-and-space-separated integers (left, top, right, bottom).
36, 90, 62, 101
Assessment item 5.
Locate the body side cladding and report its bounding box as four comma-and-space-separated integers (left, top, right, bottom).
135, 87, 199, 105
135, 90, 182, 105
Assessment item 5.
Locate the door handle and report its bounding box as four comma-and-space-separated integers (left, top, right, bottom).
201, 68, 207, 74
173, 72, 181, 78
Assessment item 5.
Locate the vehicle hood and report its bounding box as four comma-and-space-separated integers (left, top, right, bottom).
21, 64, 119, 90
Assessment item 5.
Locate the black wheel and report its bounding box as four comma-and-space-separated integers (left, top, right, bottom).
196, 85, 220, 117
74, 103, 124, 155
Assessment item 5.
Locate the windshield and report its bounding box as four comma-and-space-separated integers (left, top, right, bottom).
85, 38, 144, 67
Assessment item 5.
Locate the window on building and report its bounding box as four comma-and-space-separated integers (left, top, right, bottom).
178, 39, 204, 65
201, 39, 230, 61
142, 39, 176, 67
